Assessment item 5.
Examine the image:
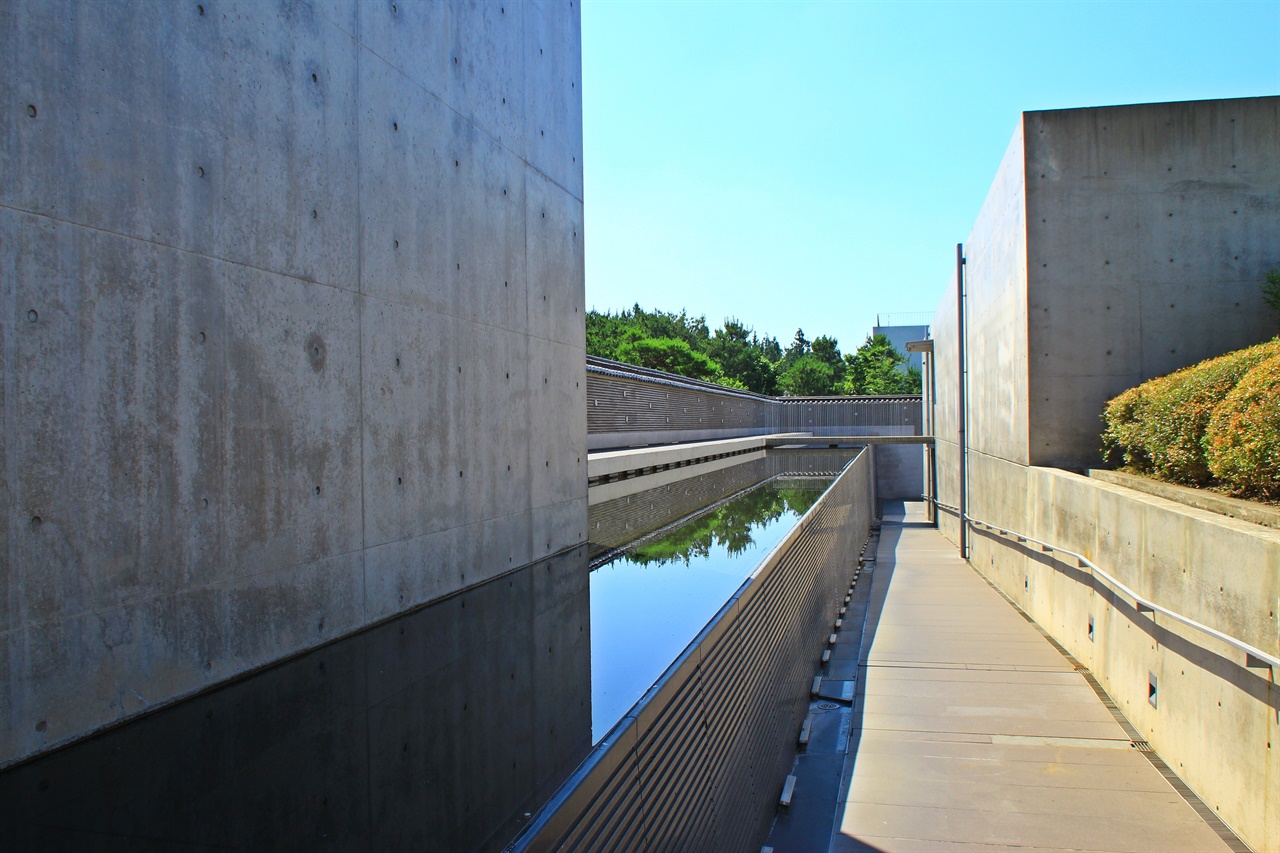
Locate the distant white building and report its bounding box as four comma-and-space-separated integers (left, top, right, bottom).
872, 312, 931, 374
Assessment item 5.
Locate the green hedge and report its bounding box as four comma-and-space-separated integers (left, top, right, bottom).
1101, 338, 1280, 494
1205, 354, 1280, 499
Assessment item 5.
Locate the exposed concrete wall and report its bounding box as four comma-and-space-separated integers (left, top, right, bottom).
0, 0, 585, 767
871, 443, 924, 501
962, 462, 1278, 852
928, 96, 1280, 852
1024, 98, 1280, 467
932, 124, 1031, 468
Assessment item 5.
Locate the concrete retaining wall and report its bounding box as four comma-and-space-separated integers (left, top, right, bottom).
953, 459, 1278, 851
0, 0, 585, 768
928, 96, 1280, 851
586, 359, 924, 497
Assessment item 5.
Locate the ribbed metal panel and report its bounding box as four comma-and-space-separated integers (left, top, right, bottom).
507, 449, 875, 853
776, 396, 921, 434
587, 356, 922, 443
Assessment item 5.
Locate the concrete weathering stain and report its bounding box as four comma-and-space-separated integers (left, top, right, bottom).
0, 0, 586, 769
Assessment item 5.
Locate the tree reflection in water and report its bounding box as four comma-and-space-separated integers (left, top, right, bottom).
624, 483, 826, 567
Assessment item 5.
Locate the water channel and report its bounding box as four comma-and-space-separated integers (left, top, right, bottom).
0, 449, 855, 851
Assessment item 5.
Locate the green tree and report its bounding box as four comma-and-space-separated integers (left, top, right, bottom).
1263, 268, 1280, 322
843, 334, 922, 395
759, 334, 782, 363
615, 337, 723, 381
706, 318, 778, 394
810, 335, 846, 385
777, 355, 837, 396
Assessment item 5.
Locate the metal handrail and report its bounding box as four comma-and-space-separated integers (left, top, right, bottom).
930, 499, 1279, 669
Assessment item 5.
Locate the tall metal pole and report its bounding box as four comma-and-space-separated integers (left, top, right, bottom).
956, 243, 968, 560
928, 348, 938, 526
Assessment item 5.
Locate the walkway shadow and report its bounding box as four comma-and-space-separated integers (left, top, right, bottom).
970, 525, 1280, 714
823, 500, 909, 852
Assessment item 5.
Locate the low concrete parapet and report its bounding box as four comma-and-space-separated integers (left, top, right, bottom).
942, 456, 1279, 852
508, 448, 876, 852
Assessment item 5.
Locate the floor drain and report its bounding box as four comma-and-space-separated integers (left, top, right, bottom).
815, 701, 840, 711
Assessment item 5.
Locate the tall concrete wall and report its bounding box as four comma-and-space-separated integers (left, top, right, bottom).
929, 96, 1280, 851
1025, 98, 1280, 467
0, 0, 585, 768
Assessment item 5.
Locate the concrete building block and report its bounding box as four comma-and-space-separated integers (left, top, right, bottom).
523, 0, 585, 200
4, 212, 216, 624
1091, 482, 1143, 590
1182, 511, 1280, 650
356, 0, 526, 153
955, 125, 1030, 467
11, 596, 171, 771
1024, 106, 1140, 187
1028, 191, 1142, 298
217, 265, 365, 579
1018, 97, 1280, 468
0, 1, 361, 286
0, 0, 587, 769
462, 326, 533, 526
528, 336, 587, 511
357, 58, 461, 319
531, 499, 587, 564
526, 170, 586, 348
356, 57, 530, 331
362, 526, 463, 627
1137, 280, 1269, 380
476, 511, 536, 587
225, 550, 365, 665
361, 301, 466, 549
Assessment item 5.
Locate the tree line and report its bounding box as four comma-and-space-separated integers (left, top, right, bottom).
586, 304, 923, 397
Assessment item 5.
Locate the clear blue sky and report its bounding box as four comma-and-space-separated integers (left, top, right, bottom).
581, 0, 1280, 354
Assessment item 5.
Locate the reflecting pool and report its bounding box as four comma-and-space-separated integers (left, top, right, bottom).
0, 448, 855, 851
590, 479, 827, 738
586, 450, 852, 740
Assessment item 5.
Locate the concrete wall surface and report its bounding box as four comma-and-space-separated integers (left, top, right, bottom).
870, 443, 924, 500
926, 97, 1280, 851
931, 96, 1280, 472
0, 0, 585, 767
950, 460, 1278, 852
1024, 97, 1280, 467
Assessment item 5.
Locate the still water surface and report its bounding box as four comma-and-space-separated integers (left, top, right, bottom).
0, 449, 852, 850
589, 477, 829, 739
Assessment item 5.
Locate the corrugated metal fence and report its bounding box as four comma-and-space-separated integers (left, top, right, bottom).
506, 447, 875, 852
586, 356, 921, 449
